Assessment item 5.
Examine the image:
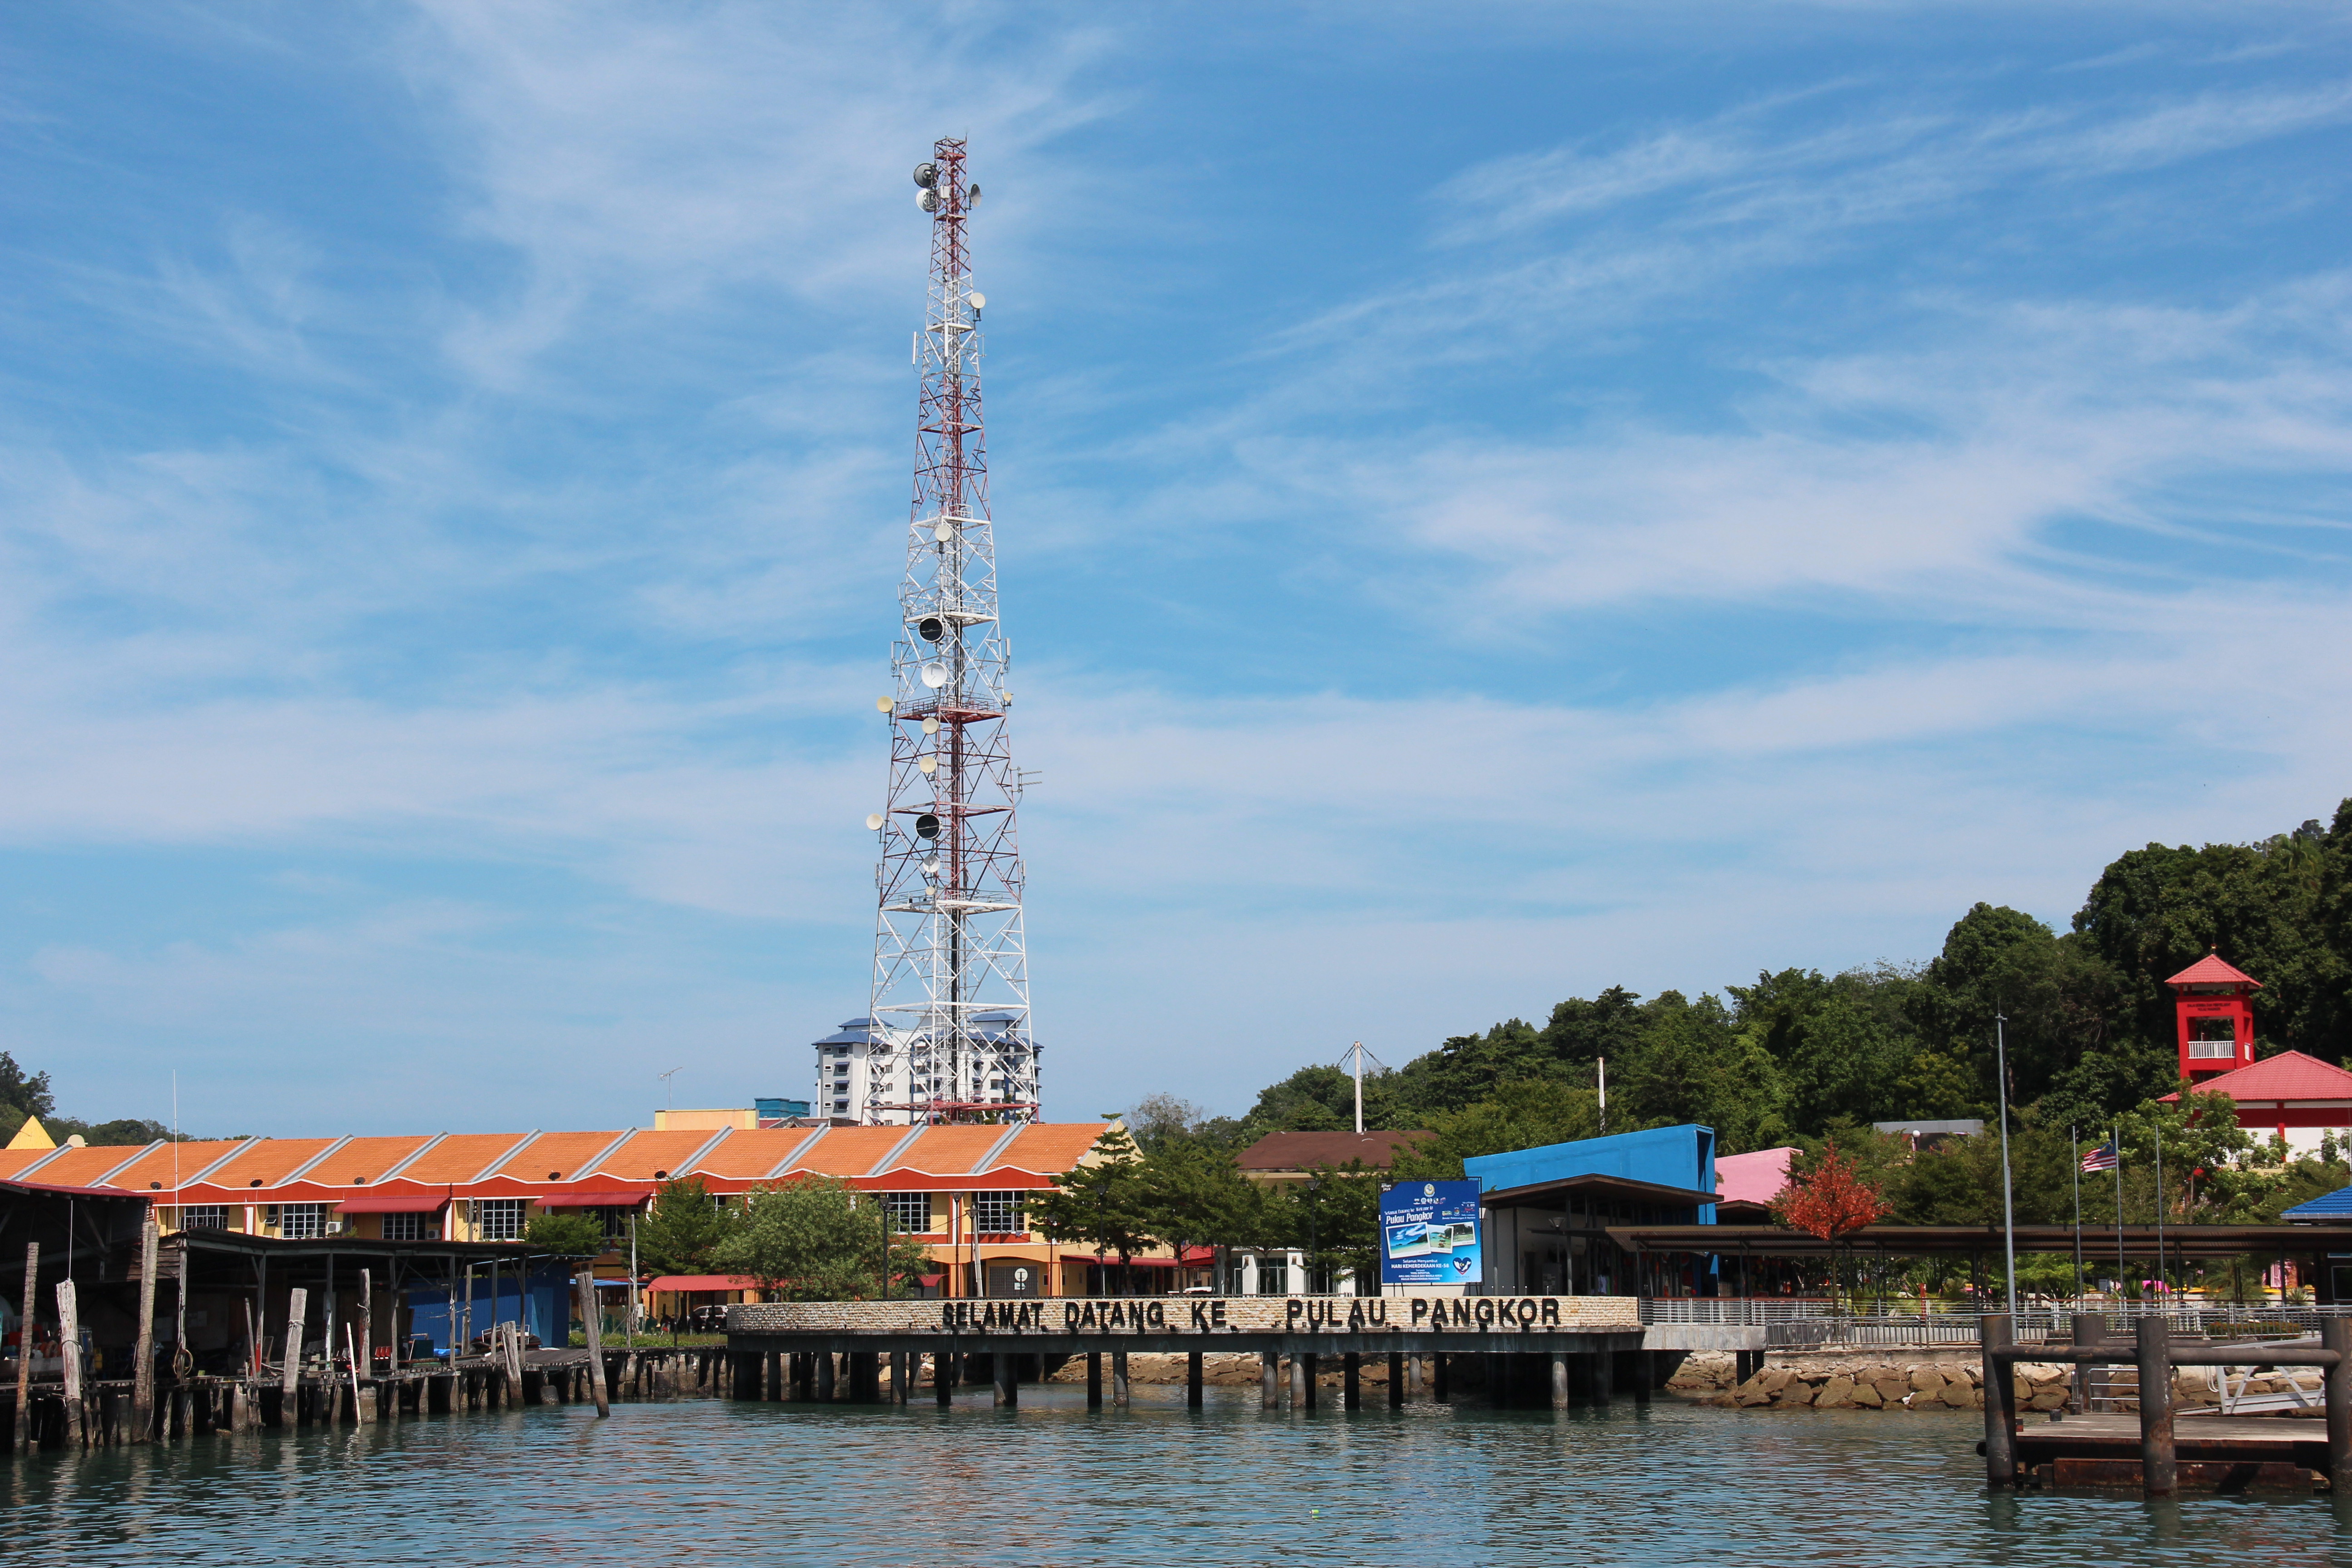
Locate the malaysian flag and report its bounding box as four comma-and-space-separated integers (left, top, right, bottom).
2081, 1139, 2120, 1173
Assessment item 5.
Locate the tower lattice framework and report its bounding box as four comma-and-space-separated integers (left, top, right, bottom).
865, 138, 1037, 1125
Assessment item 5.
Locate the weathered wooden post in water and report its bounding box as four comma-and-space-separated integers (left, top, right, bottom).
1112, 1348, 1130, 1408
55, 1281, 85, 1449
280, 1287, 308, 1421
13, 1243, 36, 1453
132, 1221, 158, 1443
2325, 1317, 2351, 1494
1978, 1314, 2015, 1488
1550, 1351, 1570, 1411
1259, 1350, 1277, 1409
2136, 1315, 2175, 1497
574, 1273, 610, 1417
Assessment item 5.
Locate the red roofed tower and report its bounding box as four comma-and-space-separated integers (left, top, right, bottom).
2168, 949, 2259, 1079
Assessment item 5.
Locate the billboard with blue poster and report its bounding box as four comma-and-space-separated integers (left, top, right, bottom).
1378, 1180, 1482, 1286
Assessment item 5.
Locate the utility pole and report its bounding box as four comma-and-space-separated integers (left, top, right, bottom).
866, 138, 1036, 1127
1349, 1042, 1365, 1134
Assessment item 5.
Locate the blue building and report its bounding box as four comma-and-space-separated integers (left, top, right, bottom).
405, 1267, 575, 1355
1465, 1126, 1721, 1297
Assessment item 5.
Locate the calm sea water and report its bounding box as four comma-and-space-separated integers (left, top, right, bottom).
7, 1385, 2347, 1566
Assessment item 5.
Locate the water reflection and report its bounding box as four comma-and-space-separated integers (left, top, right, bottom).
5, 1388, 2347, 1567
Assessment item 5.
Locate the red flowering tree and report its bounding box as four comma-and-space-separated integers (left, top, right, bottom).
1769, 1143, 1894, 1307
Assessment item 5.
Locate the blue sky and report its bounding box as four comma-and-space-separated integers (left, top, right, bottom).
4, 4, 2350, 1136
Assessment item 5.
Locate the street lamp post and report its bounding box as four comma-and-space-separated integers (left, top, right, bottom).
1995, 1013, 2019, 1321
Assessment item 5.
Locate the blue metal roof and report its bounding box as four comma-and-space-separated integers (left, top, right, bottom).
2282, 1185, 2352, 1219
1463, 1124, 1719, 1222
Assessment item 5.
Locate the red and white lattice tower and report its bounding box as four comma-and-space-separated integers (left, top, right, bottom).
856, 139, 1036, 1126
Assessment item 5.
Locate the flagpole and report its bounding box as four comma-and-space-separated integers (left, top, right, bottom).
1994, 1014, 2018, 1321
2071, 1126, 2083, 1307
2111, 1122, 2124, 1302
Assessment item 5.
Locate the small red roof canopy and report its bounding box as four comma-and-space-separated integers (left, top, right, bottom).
2166, 951, 2261, 990
2161, 1050, 2352, 1104
643, 1275, 759, 1292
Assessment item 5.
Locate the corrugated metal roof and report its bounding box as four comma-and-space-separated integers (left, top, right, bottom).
2283, 1185, 2352, 1219
2160, 1049, 2352, 1104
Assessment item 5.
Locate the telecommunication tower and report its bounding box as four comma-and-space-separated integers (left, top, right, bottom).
848, 138, 1038, 1126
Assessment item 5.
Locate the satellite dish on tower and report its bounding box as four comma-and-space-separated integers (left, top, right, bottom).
915, 813, 941, 840
969, 292, 986, 310
921, 662, 948, 689
917, 616, 946, 642
918, 756, 938, 775
875, 696, 893, 712
913, 162, 937, 189
916, 188, 939, 213
934, 521, 953, 543
865, 813, 885, 831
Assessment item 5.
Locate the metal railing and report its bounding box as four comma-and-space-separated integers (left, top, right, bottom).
1644, 1296, 2352, 1348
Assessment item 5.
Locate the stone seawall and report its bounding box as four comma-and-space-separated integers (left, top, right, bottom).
1667, 1351, 2326, 1412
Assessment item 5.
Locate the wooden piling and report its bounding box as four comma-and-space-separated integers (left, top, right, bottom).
280, 1286, 308, 1411
1187, 1349, 1204, 1409
993, 1352, 1016, 1407
1389, 1350, 1405, 1408
1979, 1313, 2015, 1488
1086, 1352, 1102, 1408
1342, 1352, 1359, 1410
1288, 1350, 1306, 1411
817, 1351, 836, 1401
1112, 1348, 1130, 1408
2136, 1315, 2175, 1497
346, 1326, 370, 1424
1260, 1349, 1278, 1409
574, 1274, 611, 1418
56, 1280, 84, 1448
2325, 1317, 2351, 1495
12, 1242, 35, 1454
358, 1269, 372, 1395
1551, 1351, 1570, 1410
2067, 1312, 2102, 1415
126, 1221, 161, 1444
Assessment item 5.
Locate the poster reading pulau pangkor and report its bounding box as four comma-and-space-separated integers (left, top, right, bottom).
1377, 1179, 1483, 1286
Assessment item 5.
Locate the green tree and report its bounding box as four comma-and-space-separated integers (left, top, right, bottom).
1284, 1161, 1385, 1292
711, 1176, 931, 1301
1393, 1079, 1604, 1180
523, 1212, 609, 1257
633, 1176, 738, 1279
1026, 1126, 1162, 1292
1619, 990, 1789, 1152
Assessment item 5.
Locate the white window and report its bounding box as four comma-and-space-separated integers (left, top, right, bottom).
181, 1205, 228, 1230
278, 1203, 332, 1240
883, 1192, 931, 1232
382, 1212, 436, 1242
474, 1198, 527, 1241
970, 1191, 1023, 1234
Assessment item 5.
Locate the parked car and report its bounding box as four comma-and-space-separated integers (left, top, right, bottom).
686, 1304, 729, 1333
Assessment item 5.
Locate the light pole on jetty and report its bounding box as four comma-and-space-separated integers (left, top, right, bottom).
864, 139, 1039, 1127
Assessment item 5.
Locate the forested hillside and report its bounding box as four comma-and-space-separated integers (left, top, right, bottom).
1170, 797, 2352, 1161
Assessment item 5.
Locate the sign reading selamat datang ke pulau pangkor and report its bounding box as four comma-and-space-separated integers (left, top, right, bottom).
1377, 1179, 1483, 1287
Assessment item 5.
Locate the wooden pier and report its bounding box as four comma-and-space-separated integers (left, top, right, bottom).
722, 1294, 1660, 1411
1979, 1313, 2352, 1495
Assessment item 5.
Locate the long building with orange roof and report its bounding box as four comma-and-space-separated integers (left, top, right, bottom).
0, 1119, 1192, 1309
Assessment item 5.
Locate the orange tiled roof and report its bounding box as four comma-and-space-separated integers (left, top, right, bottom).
14, 1144, 156, 1187
883, 1125, 1009, 1176
481, 1130, 626, 1184
307, 1136, 439, 1189
98, 1140, 254, 1192
202, 1138, 341, 1190
0, 1148, 50, 1180
587, 1129, 717, 1181
693, 1128, 825, 1181
788, 1126, 914, 1178
993, 1123, 1109, 1175
396, 1133, 534, 1186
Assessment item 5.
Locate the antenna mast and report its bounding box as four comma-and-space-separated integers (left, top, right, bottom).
865, 139, 1038, 1126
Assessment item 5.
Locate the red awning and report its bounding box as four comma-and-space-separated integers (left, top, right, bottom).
539, 1190, 652, 1208
334, 1195, 451, 1214
644, 1275, 759, 1293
